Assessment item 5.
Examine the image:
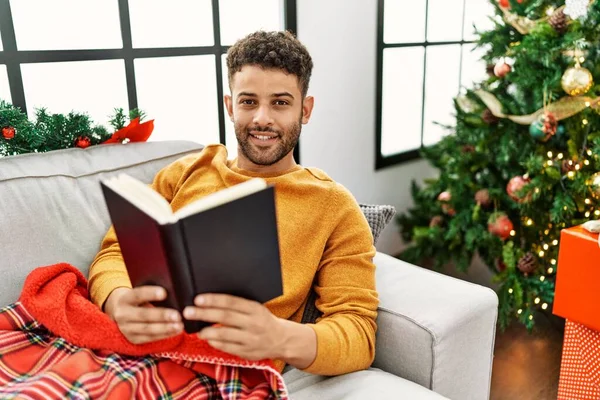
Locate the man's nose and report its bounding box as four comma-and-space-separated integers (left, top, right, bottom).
252, 106, 274, 126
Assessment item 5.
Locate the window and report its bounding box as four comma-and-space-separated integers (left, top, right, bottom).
0, 0, 297, 160
376, 0, 494, 169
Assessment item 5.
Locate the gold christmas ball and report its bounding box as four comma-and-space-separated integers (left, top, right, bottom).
587, 172, 600, 199
561, 65, 594, 96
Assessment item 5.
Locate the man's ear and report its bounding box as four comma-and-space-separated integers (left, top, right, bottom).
224, 95, 234, 121
301, 96, 314, 124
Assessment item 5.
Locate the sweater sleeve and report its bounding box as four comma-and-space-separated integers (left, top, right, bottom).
302, 185, 379, 376
87, 154, 197, 309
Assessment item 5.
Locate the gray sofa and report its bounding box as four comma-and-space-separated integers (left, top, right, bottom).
0, 140, 498, 399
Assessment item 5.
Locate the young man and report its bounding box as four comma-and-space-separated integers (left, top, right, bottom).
88, 30, 378, 376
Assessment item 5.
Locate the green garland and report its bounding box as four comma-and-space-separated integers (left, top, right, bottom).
0, 99, 146, 157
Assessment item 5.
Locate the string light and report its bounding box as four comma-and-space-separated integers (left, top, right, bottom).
534, 188, 540, 194
588, 149, 593, 156
517, 309, 522, 314
563, 206, 568, 211
508, 288, 514, 294
539, 250, 545, 257
568, 171, 575, 178
580, 56, 585, 63
558, 153, 564, 159
547, 151, 553, 158
585, 101, 591, 107
543, 244, 549, 250
585, 159, 590, 166
548, 267, 554, 274
510, 230, 516, 236
575, 164, 581, 170
534, 297, 541, 304
526, 218, 534, 226
551, 259, 557, 265
540, 276, 546, 282
586, 211, 591, 218
586, 198, 592, 204
552, 239, 558, 246
542, 303, 548, 310
529, 315, 534, 321
547, 160, 553, 166
595, 210, 600, 216
544, 229, 550, 235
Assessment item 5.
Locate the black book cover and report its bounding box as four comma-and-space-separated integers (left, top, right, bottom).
100, 182, 283, 334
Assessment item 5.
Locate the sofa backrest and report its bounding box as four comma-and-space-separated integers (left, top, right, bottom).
0, 141, 203, 306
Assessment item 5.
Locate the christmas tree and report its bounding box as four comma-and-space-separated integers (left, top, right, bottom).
398, 0, 600, 330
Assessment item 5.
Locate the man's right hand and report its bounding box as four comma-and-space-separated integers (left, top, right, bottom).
104, 286, 184, 344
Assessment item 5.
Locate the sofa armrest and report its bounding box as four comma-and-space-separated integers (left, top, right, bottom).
372, 252, 498, 400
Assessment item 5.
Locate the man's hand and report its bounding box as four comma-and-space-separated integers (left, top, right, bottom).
104, 286, 184, 344
184, 294, 317, 369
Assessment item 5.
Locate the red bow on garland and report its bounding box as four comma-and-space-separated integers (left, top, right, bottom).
102, 117, 154, 144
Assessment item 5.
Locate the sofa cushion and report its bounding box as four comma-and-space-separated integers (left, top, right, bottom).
283, 367, 449, 399
0, 141, 203, 306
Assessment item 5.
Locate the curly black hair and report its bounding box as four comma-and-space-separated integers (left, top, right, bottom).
226, 30, 313, 97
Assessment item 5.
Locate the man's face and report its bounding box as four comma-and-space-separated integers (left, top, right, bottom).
224, 65, 313, 167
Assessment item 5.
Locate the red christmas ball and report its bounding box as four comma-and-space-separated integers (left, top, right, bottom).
488, 213, 513, 241
75, 136, 91, 149
2, 126, 16, 140
507, 175, 532, 202
437, 191, 455, 216
498, 0, 522, 8
494, 62, 512, 78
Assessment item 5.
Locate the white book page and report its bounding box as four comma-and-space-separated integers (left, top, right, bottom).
174, 178, 267, 220
103, 174, 176, 224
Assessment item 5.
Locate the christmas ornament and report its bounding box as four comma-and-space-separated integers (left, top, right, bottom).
2, 126, 15, 140
462, 144, 475, 153
498, 0, 523, 9
437, 191, 455, 216
587, 172, 600, 199
564, 0, 589, 19
488, 213, 514, 240
429, 215, 444, 228
482, 109, 499, 124
529, 112, 558, 142
494, 61, 512, 78
549, 8, 568, 34
496, 259, 507, 273
475, 189, 491, 207
507, 175, 532, 202
561, 63, 594, 96
517, 252, 537, 273
75, 136, 91, 149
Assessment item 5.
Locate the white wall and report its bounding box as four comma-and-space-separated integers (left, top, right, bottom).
297, 0, 438, 256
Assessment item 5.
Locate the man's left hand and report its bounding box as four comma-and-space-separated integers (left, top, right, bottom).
184, 294, 286, 361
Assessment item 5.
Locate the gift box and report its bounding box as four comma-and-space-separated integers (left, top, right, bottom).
557, 320, 600, 400
553, 225, 600, 331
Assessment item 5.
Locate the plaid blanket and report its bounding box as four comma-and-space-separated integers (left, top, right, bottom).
0, 264, 288, 399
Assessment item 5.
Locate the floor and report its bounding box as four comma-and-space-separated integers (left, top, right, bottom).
490, 312, 564, 400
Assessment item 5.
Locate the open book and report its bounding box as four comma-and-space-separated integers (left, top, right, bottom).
100, 174, 283, 333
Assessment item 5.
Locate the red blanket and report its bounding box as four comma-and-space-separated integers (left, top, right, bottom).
0, 264, 288, 399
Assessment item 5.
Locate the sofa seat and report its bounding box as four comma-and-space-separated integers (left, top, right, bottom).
283, 367, 449, 399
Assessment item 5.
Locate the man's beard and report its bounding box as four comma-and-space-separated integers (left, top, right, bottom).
235, 119, 302, 166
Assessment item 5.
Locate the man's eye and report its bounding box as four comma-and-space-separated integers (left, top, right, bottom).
240, 99, 255, 105
274, 100, 288, 106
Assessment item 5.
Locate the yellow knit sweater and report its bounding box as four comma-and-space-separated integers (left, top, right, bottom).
88, 144, 379, 376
